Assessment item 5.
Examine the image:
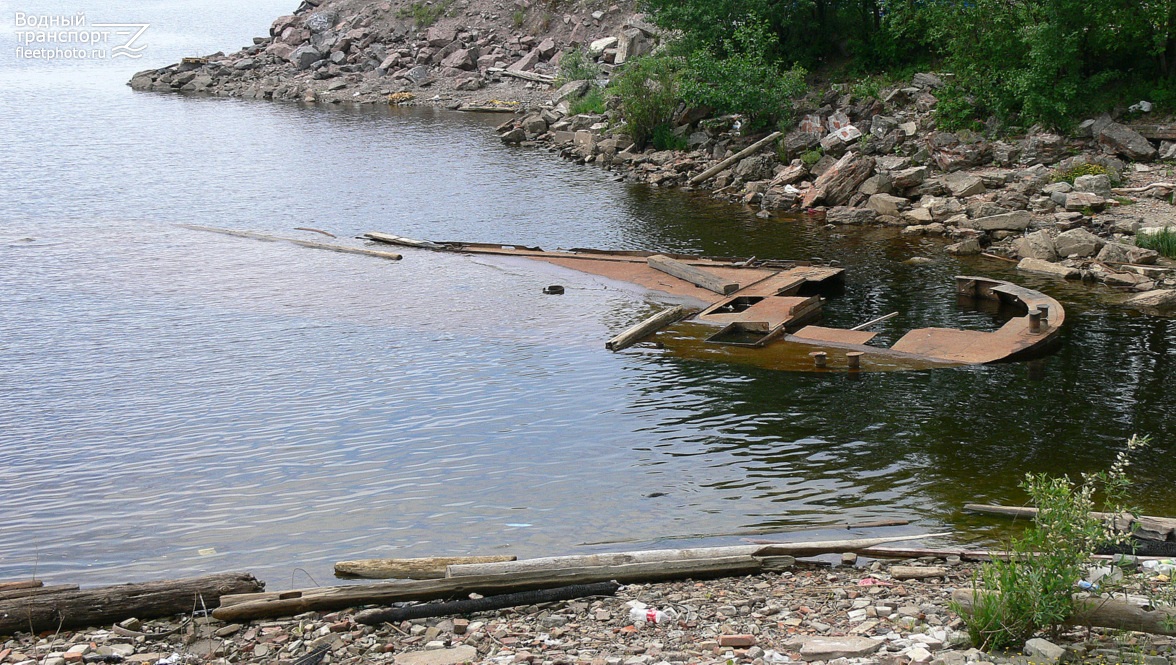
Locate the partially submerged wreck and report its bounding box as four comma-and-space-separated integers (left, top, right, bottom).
365, 232, 1064, 370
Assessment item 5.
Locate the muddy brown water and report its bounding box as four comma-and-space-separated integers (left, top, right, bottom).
0, 2, 1173, 589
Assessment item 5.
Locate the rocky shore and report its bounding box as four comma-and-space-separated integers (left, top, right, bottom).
126, 0, 1176, 312
8, 555, 1176, 665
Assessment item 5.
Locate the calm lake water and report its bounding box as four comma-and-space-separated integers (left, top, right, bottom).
1, 1, 1173, 588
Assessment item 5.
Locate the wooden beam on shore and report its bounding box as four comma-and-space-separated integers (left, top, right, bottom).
0, 572, 263, 637
647, 255, 739, 295
179, 224, 402, 261
963, 504, 1176, 539
214, 557, 766, 622
0, 584, 79, 602
334, 555, 518, 580
952, 588, 1176, 636
606, 305, 695, 351
689, 132, 783, 185
487, 67, 554, 84
0, 581, 41, 592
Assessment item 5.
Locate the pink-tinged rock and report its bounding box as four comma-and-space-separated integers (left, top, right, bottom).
718, 635, 756, 647
801, 152, 874, 207
507, 48, 541, 72
441, 48, 476, 70
537, 37, 557, 59
798, 636, 882, 660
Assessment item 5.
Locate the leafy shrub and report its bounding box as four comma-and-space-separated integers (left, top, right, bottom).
1052, 163, 1110, 185
511, 9, 525, 28
651, 124, 688, 151
569, 86, 606, 115
679, 20, 807, 131
1136, 228, 1176, 259
556, 48, 601, 86
934, 84, 985, 133
799, 148, 823, 167
397, 0, 452, 28
955, 436, 1148, 650
610, 55, 684, 148
851, 77, 882, 101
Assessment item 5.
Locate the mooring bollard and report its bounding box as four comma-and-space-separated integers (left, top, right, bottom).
846, 351, 864, 370
1028, 306, 1042, 333
1038, 303, 1050, 329
809, 351, 827, 368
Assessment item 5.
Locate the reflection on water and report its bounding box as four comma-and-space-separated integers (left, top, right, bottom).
0, 2, 1174, 587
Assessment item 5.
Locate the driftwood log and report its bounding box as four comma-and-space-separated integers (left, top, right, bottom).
0, 585, 79, 602
952, 588, 1176, 636
354, 581, 621, 625
0, 582, 42, 592
689, 132, 783, 185
334, 556, 517, 580
0, 572, 263, 636
180, 225, 403, 261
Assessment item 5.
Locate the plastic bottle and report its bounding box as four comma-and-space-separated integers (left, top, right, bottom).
629, 606, 678, 624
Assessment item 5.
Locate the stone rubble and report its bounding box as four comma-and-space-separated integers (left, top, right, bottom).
8, 557, 1176, 665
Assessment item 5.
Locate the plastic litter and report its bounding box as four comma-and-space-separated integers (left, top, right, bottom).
626, 600, 678, 625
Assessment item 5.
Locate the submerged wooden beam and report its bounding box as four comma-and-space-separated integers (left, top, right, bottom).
648, 255, 739, 295
689, 132, 783, 185
334, 555, 517, 580
180, 225, 402, 260
0, 572, 263, 636
606, 305, 695, 351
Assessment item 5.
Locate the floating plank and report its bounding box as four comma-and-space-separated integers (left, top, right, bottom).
363, 232, 443, 250
689, 132, 783, 185
606, 305, 695, 351
179, 225, 402, 260
0, 572, 263, 636
953, 588, 1176, 636
648, 255, 739, 295
334, 555, 517, 580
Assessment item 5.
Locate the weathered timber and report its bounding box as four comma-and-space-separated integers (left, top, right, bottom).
606, 305, 695, 351
448, 533, 951, 577
0, 585, 79, 601
1130, 125, 1176, 141
851, 312, 899, 331
0, 572, 263, 636
689, 132, 783, 184
889, 566, 948, 580
364, 232, 443, 250
964, 503, 1176, 539
334, 555, 518, 580
647, 255, 739, 295
1112, 183, 1176, 195
952, 588, 1176, 636
0, 581, 41, 592
354, 581, 620, 625
179, 225, 402, 260
856, 546, 1005, 561
212, 557, 765, 622
487, 67, 554, 84
294, 227, 337, 238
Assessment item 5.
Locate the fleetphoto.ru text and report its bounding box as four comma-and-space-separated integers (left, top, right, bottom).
14, 12, 148, 60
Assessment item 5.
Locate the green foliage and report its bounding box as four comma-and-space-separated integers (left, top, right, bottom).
955, 436, 1149, 650
678, 20, 807, 130
1136, 228, 1176, 259
934, 84, 985, 133
511, 9, 526, 28
609, 55, 683, 148
569, 86, 606, 115
556, 48, 602, 86
651, 124, 688, 151
397, 0, 452, 28
799, 148, 823, 167
1053, 163, 1110, 185
850, 77, 882, 101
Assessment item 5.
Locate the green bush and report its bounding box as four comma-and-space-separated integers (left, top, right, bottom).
397, 0, 452, 28
1136, 228, 1176, 259
569, 86, 606, 115
679, 20, 807, 131
799, 148, 823, 167
955, 436, 1148, 650
556, 47, 602, 86
1052, 163, 1110, 185
609, 55, 684, 148
651, 124, 688, 151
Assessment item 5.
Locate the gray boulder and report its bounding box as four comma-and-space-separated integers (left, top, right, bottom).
960, 210, 1032, 232
305, 10, 337, 34
1015, 230, 1058, 261
1017, 257, 1080, 280
944, 173, 986, 197
1098, 241, 1160, 265
1125, 290, 1176, 312
1098, 122, 1158, 161
946, 238, 983, 256
289, 44, 323, 70
1073, 173, 1112, 197
825, 207, 878, 225
867, 193, 909, 216
1064, 192, 1107, 212
1054, 227, 1105, 258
